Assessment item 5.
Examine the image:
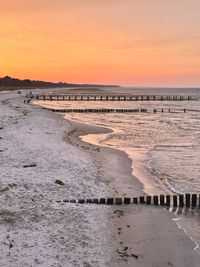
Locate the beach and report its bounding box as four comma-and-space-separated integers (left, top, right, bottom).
0, 89, 200, 267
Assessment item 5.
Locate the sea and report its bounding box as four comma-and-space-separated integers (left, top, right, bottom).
35, 87, 200, 254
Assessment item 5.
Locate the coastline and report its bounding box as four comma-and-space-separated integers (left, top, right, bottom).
80, 126, 170, 196
62, 113, 200, 266
60, 110, 200, 266
0, 90, 199, 266
62, 118, 144, 197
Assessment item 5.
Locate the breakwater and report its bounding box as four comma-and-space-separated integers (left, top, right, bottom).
59, 194, 200, 208
43, 107, 187, 113
27, 94, 197, 101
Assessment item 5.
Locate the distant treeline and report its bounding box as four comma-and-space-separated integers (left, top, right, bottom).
0, 76, 119, 89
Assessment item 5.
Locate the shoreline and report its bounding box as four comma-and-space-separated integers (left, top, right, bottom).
53, 106, 200, 265
62, 112, 200, 258
62, 117, 144, 197
79, 124, 170, 196
0, 89, 200, 266
64, 119, 200, 265
60, 106, 200, 265
36, 98, 178, 196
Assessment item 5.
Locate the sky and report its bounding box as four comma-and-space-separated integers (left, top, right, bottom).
0, 0, 200, 86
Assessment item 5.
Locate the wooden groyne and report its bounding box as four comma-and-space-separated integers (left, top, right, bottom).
61, 194, 200, 208
27, 94, 197, 101
43, 107, 187, 114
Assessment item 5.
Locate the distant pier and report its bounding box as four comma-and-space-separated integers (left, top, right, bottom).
27, 94, 197, 101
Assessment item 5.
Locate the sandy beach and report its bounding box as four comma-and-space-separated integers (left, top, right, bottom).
0, 89, 200, 267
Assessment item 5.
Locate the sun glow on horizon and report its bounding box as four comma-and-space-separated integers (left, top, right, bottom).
1, 0, 200, 86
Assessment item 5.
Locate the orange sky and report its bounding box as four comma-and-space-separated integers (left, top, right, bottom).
0, 0, 200, 86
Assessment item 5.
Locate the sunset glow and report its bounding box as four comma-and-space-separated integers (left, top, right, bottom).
1, 0, 200, 86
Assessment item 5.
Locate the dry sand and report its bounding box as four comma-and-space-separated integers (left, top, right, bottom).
0, 89, 199, 266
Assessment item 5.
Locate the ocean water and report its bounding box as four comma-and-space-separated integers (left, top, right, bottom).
35, 87, 200, 252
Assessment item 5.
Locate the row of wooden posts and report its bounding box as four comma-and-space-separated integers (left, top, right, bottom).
45, 108, 187, 114
28, 94, 196, 102
62, 194, 199, 208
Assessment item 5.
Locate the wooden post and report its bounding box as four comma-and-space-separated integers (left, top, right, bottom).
133, 197, 138, 204
93, 198, 99, 204
185, 194, 191, 207
107, 198, 114, 205
179, 194, 184, 207
139, 196, 145, 204
165, 195, 170, 207
153, 195, 158, 205
192, 194, 197, 208
124, 197, 131, 204
146, 196, 151, 205
173, 195, 178, 207
116, 198, 122, 205
160, 195, 165, 206
100, 198, 106, 204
